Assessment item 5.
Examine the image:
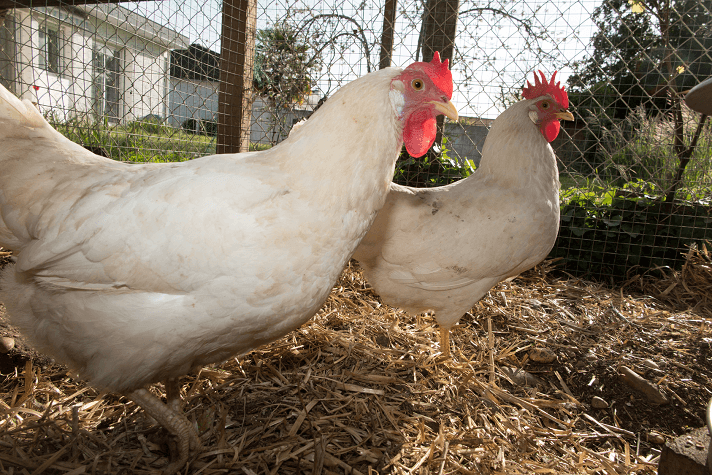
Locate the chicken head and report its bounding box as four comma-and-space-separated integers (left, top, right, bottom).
391, 52, 459, 157
523, 70, 575, 142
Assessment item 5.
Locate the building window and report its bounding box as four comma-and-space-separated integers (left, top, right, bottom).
38, 26, 61, 74
93, 46, 122, 122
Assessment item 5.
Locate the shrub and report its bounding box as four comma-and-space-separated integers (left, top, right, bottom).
549, 189, 712, 281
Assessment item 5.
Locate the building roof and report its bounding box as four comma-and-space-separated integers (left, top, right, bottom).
170, 44, 220, 81
76, 3, 189, 50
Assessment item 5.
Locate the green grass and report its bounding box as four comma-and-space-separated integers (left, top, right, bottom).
51, 116, 276, 162
50, 116, 216, 162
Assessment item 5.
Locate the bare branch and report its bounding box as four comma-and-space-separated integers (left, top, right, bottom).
296, 13, 372, 72
459, 7, 537, 37
665, 112, 709, 202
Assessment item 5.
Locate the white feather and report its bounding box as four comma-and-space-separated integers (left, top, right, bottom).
0, 67, 407, 392
353, 98, 561, 329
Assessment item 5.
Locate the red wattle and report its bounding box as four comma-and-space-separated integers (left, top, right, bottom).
542, 120, 561, 142
404, 110, 437, 157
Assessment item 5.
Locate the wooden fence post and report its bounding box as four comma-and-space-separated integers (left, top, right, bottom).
420, 0, 459, 160
217, 0, 257, 154
379, 0, 397, 69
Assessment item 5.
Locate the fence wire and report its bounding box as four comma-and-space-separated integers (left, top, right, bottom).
0, 0, 710, 280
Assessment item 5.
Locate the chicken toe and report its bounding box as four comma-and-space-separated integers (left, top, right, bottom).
128, 388, 202, 474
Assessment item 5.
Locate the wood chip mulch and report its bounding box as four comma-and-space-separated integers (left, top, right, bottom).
0, 245, 710, 474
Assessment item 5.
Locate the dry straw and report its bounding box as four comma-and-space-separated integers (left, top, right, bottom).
0, 249, 710, 474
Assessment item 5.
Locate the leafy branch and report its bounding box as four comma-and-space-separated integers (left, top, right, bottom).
295, 13, 373, 72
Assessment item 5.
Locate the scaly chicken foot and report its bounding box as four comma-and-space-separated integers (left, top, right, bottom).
128, 387, 202, 475
164, 378, 200, 456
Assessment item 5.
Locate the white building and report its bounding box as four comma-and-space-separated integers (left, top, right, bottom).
167, 43, 219, 132
0, 4, 188, 123
167, 42, 323, 146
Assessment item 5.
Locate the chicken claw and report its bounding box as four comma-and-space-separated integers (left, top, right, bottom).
128, 388, 202, 475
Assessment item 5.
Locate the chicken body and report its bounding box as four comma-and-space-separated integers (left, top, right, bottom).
353, 76, 572, 355
0, 60, 456, 472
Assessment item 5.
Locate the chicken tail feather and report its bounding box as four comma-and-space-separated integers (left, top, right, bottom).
0, 83, 110, 254
0, 83, 47, 133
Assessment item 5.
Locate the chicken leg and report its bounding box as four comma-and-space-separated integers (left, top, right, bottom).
440, 327, 451, 358
128, 388, 202, 475
165, 378, 182, 413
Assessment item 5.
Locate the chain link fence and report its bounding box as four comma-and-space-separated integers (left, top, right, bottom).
0, 0, 710, 280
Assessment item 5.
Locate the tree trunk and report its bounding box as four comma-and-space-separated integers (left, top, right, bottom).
379, 0, 397, 69
419, 0, 459, 161
217, 0, 257, 154
664, 112, 708, 202
420, 0, 459, 64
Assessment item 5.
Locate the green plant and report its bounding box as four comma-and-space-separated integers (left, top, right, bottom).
550, 188, 712, 281
440, 137, 475, 179
567, 0, 712, 202
595, 107, 712, 196
393, 137, 474, 187
560, 103, 712, 204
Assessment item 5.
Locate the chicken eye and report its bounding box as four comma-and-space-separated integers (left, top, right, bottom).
541, 101, 550, 109
411, 79, 424, 91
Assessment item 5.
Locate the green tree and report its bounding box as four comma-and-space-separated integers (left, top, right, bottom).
253, 23, 320, 143
570, 0, 712, 117
568, 0, 712, 200
253, 23, 317, 104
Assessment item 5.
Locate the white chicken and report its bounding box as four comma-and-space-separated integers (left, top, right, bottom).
352, 71, 573, 356
0, 54, 457, 472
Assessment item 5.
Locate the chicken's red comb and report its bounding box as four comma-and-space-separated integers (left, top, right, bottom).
523, 71, 568, 108
405, 51, 453, 99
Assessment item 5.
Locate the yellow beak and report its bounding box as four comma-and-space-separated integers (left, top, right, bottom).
432, 100, 459, 121
555, 110, 575, 121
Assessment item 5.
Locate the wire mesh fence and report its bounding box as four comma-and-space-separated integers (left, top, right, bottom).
0, 0, 710, 281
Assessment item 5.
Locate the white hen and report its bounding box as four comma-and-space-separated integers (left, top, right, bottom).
0, 55, 457, 472
353, 71, 573, 356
